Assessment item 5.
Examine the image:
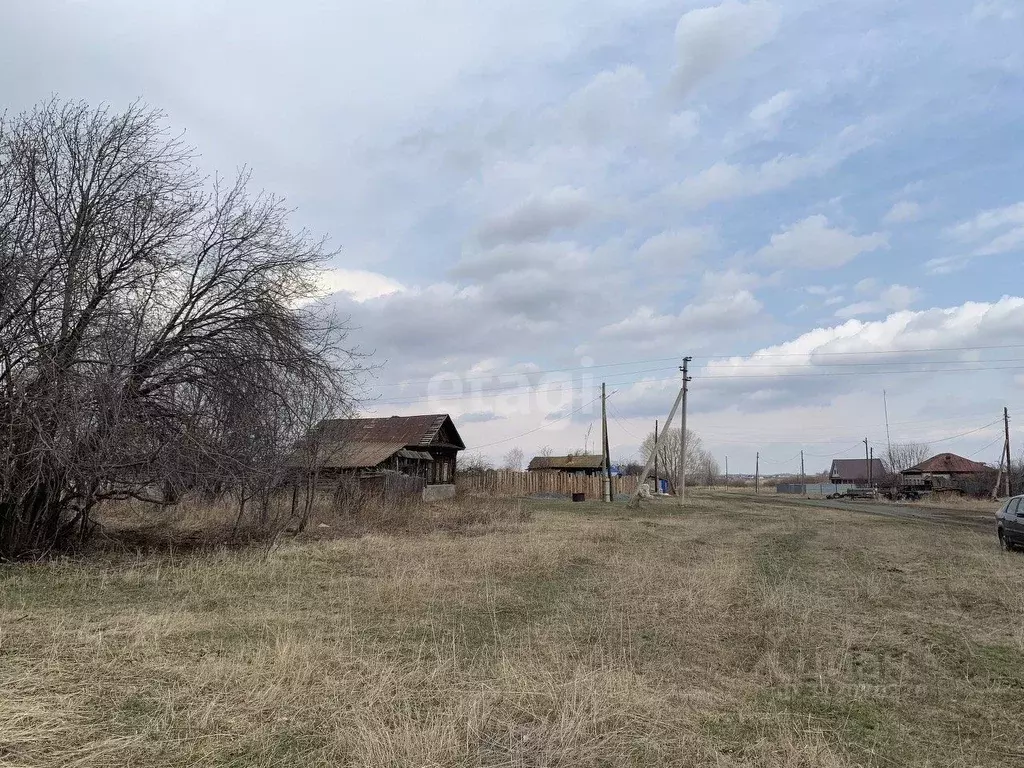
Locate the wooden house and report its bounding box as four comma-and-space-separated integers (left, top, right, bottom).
527, 454, 604, 477
295, 414, 465, 486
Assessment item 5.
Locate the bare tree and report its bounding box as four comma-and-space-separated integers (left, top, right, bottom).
0, 99, 360, 558
639, 427, 705, 494
502, 447, 525, 471
459, 451, 493, 475
884, 442, 931, 477
539, 445, 554, 457
696, 450, 721, 487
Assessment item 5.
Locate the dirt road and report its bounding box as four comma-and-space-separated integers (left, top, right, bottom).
758, 494, 997, 533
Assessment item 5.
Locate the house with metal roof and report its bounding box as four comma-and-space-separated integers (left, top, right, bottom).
900, 453, 991, 489
829, 458, 886, 486
295, 414, 465, 485
527, 454, 604, 476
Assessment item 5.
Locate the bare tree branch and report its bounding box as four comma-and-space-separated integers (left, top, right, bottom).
0, 99, 364, 558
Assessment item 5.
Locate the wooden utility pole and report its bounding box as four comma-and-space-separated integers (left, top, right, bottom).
864, 438, 870, 487
992, 451, 1005, 500
601, 383, 611, 502
629, 386, 685, 506
883, 390, 893, 469
653, 419, 659, 495
679, 356, 692, 505
755, 452, 760, 494
1004, 407, 1012, 498
800, 450, 805, 493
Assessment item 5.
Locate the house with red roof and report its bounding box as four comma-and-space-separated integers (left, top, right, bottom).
900, 453, 991, 489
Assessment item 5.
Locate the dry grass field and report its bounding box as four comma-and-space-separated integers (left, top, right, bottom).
1, 492, 1023, 767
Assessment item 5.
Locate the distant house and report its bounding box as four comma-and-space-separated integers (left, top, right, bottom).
294, 414, 465, 485
829, 458, 886, 486
527, 454, 604, 476
901, 453, 990, 489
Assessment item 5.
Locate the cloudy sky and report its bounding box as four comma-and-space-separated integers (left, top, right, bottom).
5, 0, 1024, 472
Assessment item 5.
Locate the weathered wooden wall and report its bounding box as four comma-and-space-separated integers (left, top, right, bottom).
457, 470, 642, 498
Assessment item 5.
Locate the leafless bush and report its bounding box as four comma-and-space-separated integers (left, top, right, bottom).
502, 446, 525, 471
639, 427, 717, 491
0, 99, 360, 559
458, 451, 494, 475
884, 442, 931, 475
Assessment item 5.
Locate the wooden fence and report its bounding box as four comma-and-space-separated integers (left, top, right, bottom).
456, 470, 642, 499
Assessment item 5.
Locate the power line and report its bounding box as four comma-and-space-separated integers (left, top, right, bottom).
746, 421, 1003, 462
370, 363, 1024, 405
968, 436, 1004, 458
803, 441, 870, 458
606, 403, 644, 441
758, 451, 802, 465
693, 364, 1024, 380
367, 368, 673, 404
364, 343, 1024, 390
923, 420, 1002, 444
695, 343, 1024, 360
469, 392, 611, 450
705, 356, 1024, 369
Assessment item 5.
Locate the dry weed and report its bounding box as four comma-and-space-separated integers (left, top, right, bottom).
1, 492, 1022, 766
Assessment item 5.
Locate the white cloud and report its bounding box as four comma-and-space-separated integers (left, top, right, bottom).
669, 119, 880, 208
947, 201, 1024, 239
673, 1, 782, 96
854, 278, 878, 295
315, 268, 405, 302
691, 296, 1024, 411
635, 227, 715, 270
972, 1, 1018, 21
883, 200, 922, 224
974, 226, 1024, 256
749, 89, 796, 130
935, 201, 1024, 271
669, 110, 701, 141
924, 254, 971, 275
699, 268, 767, 295
805, 284, 843, 296
713, 296, 1024, 371
477, 186, 597, 246
561, 65, 657, 147
599, 290, 763, 341
834, 284, 921, 318
755, 215, 888, 269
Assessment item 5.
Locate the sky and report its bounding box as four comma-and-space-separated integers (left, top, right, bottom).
3, 0, 1024, 473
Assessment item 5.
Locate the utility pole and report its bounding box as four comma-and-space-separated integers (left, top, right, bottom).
864, 438, 870, 487
653, 419, 659, 495
601, 383, 611, 503
679, 356, 692, 505
883, 390, 893, 470
629, 386, 685, 506
992, 450, 1005, 501
1004, 406, 1012, 498
725, 456, 729, 488
800, 450, 805, 494
755, 452, 760, 494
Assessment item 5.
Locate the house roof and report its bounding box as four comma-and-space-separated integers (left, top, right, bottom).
317, 414, 465, 450
288, 414, 465, 470
902, 453, 990, 475
528, 454, 604, 471
829, 458, 886, 480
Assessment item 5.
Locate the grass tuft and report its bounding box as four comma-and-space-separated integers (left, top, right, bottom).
1, 491, 1022, 765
